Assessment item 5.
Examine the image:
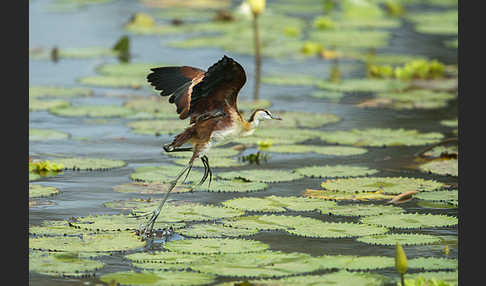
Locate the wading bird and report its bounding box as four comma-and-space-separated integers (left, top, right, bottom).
139, 55, 281, 237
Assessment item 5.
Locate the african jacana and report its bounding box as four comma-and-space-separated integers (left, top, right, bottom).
139, 55, 281, 237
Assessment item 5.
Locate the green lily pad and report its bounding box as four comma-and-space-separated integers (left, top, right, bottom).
29, 128, 70, 141
294, 165, 378, 178
319, 128, 444, 147
70, 214, 185, 231
415, 190, 458, 205
131, 202, 244, 223
419, 159, 458, 176
130, 165, 204, 184
164, 238, 269, 254
258, 111, 340, 128
312, 255, 395, 270
308, 29, 391, 49
113, 182, 193, 194
29, 86, 92, 98
440, 118, 458, 128
97, 63, 167, 77
78, 75, 146, 88
29, 220, 88, 236
309, 90, 345, 100
232, 128, 323, 145
321, 176, 444, 194
360, 90, 456, 110
49, 105, 135, 118
222, 215, 289, 231
178, 223, 259, 238
223, 271, 388, 286
304, 189, 395, 201
222, 195, 338, 213
407, 10, 458, 35
29, 251, 104, 277
407, 257, 458, 271
262, 74, 323, 87
29, 232, 145, 252
167, 147, 239, 159
328, 203, 404, 217
127, 119, 189, 136
29, 171, 42, 181
356, 233, 442, 246
266, 145, 368, 156
99, 270, 215, 286
29, 184, 60, 199
191, 250, 320, 278
217, 169, 303, 183
173, 156, 243, 168
316, 79, 409, 93
59, 47, 118, 58
51, 157, 126, 170
360, 213, 458, 229
29, 98, 70, 112
123, 97, 180, 120
423, 145, 458, 158
126, 251, 205, 271
194, 179, 268, 193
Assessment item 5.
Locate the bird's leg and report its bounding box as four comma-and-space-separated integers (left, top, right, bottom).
205, 155, 213, 188
197, 156, 210, 186
163, 143, 192, 153
138, 163, 192, 239
181, 163, 193, 184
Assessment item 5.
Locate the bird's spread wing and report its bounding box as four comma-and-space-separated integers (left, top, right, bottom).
147, 56, 246, 123
189, 56, 246, 124
147, 65, 205, 120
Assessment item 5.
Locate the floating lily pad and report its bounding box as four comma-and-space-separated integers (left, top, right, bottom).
178, 223, 259, 238
407, 257, 458, 270
29, 86, 92, 98
29, 232, 145, 252
131, 202, 244, 223
415, 190, 458, 205
262, 75, 323, 86
321, 177, 444, 194
29, 184, 60, 199
328, 203, 404, 217
407, 10, 458, 35
29, 171, 42, 181
440, 118, 458, 128
295, 165, 378, 178
308, 29, 391, 49
78, 75, 146, 88
113, 182, 193, 194
97, 63, 166, 77
356, 233, 442, 246
304, 189, 395, 201
29, 220, 88, 236
222, 195, 337, 213
259, 111, 340, 128
29, 128, 70, 141
266, 145, 368, 156
359, 90, 456, 110
419, 159, 458, 176
316, 79, 409, 93
423, 145, 458, 158
360, 213, 458, 229
313, 255, 395, 270
123, 98, 180, 120
233, 128, 323, 145
29, 98, 70, 112
130, 165, 204, 184
49, 105, 135, 118
319, 128, 444, 147
59, 47, 118, 58
222, 215, 289, 231
217, 169, 303, 183
29, 251, 104, 277
70, 214, 185, 231
194, 179, 268, 193
167, 147, 239, 159
164, 238, 269, 254
103, 198, 161, 211
225, 271, 389, 286
126, 251, 205, 271
191, 250, 320, 278
127, 119, 189, 136
309, 90, 345, 100
173, 156, 243, 168
51, 157, 126, 170
99, 270, 215, 286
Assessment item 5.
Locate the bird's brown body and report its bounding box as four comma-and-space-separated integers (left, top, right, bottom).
140, 55, 280, 237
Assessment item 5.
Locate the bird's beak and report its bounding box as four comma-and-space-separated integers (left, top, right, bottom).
270, 114, 282, 120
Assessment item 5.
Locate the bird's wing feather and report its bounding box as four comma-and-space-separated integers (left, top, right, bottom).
147, 66, 205, 119
189, 56, 246, 124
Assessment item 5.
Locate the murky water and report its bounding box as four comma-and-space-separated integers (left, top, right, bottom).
29, 0, 458, 285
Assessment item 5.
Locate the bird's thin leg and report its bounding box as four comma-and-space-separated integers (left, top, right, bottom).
139, 163, 192, 239
181, 163, 193, 184
203, 155, 213, 188
163, 144, 192, 153
197, 156, 210, 186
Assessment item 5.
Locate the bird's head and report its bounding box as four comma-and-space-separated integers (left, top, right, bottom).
249, 108, 282, 123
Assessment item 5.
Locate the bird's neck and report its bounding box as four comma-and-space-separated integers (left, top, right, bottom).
246, 111, 262, 131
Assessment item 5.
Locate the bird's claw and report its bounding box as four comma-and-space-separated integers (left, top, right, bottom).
137, 209, 160, 240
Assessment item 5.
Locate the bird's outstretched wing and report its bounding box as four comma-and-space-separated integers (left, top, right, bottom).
147, 65, 205, 120
147, 55, 246, 123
